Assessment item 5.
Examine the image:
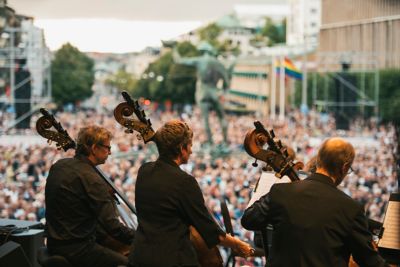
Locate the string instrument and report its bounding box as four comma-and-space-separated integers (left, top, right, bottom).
243, 121, 390, 267
114, 91, 223, 267
35, 108, 136, 255
36, 108, 76, 151
243, 120, 305, 260
114, 91, 154, 143
244, 121, 304, 181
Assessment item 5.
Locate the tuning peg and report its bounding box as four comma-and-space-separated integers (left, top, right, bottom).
125, 129, 133, 134
283, 149, 289, 157
270, 130, 275, 138
277, 140, 282, 148
252, 159, 258, 167
136, 134, 142, 141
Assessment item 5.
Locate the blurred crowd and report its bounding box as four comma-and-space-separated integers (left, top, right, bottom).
0, 107, 398, 266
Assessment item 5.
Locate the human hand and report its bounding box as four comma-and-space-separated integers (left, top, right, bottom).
232, 238, 255, 258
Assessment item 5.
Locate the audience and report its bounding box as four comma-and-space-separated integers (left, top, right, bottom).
0, 107, 397, 266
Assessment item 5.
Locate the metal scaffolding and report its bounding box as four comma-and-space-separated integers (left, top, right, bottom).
0, 16, 52, 132
312, 51, 380, 118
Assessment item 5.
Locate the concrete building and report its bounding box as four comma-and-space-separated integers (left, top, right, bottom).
287, 0, 321, 47
125, 47, 160, 78
21, 19, 51, 100
0, 2, 51, 130
227, 57, 269, 115
234, 3, 289, 27
319, 0, 400, 69
177, 3, 290, 56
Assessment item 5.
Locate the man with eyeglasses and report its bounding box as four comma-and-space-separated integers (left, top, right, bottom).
241, 137, 388, 267
45, 125, 135, 267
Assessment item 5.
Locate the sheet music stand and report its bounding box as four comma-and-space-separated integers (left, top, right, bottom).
378, 193, 400, 265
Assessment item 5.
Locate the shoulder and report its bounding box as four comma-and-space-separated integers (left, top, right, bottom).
180, 172, 198, 186
138, 161, 155, 172
336, 188, 364, 211
269, 180, 295, 193
50, 158, 78, 173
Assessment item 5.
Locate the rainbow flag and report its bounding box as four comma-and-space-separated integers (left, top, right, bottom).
275, 58, 303, 80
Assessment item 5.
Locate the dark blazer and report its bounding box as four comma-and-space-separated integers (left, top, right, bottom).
45, 155, 135, 266
241, 173, 387, 267
129, 156, 223, 267
46, 155, 135, 246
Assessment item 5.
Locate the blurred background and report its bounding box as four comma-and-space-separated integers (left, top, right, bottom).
0, 0, 399, 266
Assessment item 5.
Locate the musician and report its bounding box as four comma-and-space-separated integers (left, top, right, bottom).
241, 137, 388, 267
45, 125, 135, 267
129, 119, 253, 267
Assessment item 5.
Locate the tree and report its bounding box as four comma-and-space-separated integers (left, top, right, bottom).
105, 69, 137, 95
261, 18, 286, 46
379, 69, 400, 124
197, 22, 241, 55
198, 23, 222, 48
133, 41, 198, 105
51, 43, 94, 106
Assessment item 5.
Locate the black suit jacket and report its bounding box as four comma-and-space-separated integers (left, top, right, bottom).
241, 173, 386, 267
129, 157, 223, 267
45, 155, 135, 253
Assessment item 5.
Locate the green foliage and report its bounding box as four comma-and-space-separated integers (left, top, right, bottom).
216, 39, 241, 56
379, 69, 400, 124
51, 43, 94, 106
197, 22, 240, 55
249, 35, 269, 48
106, 69, 137, 95
133, 41, 198, 104
293, 69, 400, 123
198, 23, 222, 47
261, 18, 286, 46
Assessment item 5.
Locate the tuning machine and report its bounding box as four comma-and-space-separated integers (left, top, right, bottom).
252, 159, 258, 167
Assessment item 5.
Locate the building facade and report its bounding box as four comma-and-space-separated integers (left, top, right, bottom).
287, 0, 321, 46
319, 0, 400, 69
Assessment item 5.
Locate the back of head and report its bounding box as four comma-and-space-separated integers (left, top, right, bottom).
316, 137, 355, 179
154, 119, 193, 160
76, 125, 112, 156
304, 155, 318, 174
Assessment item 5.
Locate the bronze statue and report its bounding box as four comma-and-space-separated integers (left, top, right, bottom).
173, 42, 231, 147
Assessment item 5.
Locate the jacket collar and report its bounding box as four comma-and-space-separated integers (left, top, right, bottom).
306, 172, 337, 188
158, 155, 179, 168
74, 154, 95, 167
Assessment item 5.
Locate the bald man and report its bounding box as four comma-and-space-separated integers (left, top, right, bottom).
241, 138, 387, 267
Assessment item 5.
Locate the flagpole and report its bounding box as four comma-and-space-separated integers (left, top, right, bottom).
301, 0, 308, 113
279, 54, 285, 122
301, 46, 308, 111
270, 55, 276, 120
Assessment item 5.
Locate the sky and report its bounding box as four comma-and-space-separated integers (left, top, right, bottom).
8, 0, 276, 53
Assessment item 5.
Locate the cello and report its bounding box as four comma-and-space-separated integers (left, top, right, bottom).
243, 120, 304, 181
243, 120, 304, 260
113, 92, 227, 267
243, 121, 391, 267
36, 108, 139, 255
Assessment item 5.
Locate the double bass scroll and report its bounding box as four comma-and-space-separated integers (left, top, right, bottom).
113, 91, 155, 143
36, 108, 76, 151
244, 121, 304, 182
35, 108, 137, 255
113, 92, 225, 267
